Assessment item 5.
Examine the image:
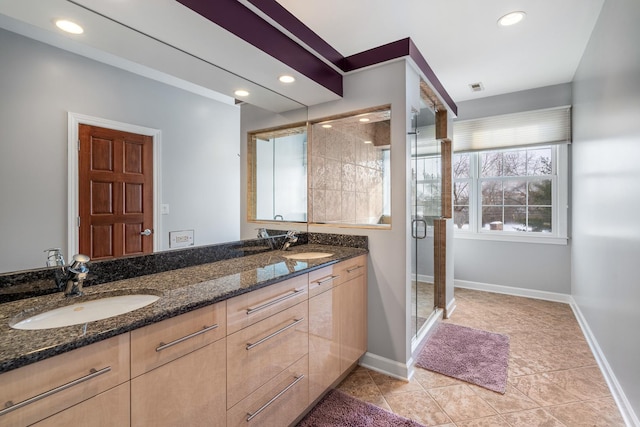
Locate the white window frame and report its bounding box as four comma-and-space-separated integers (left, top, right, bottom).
453, 144, 568, 245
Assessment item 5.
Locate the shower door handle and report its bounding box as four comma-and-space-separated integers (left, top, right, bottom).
411, 219, 427, 239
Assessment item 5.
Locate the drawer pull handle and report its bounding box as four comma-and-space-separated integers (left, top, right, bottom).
246, 288, 304, 315
156, 324, 219, 352
346, 265, 364, 273
315, 274, 340, 285
246, 318, 304, 351
0, 366, 111, 417
246, 374, 305, 422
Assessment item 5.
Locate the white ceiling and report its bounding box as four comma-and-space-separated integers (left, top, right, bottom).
277, 0, 605, 102
0, 0, 605, 110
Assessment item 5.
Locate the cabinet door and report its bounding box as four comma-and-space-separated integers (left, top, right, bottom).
130, 302, 226, 378
227, 355, 308, 427
227, 301, 308, 409
308, 287, 340, 403
131, 339, 226, 427
0, 334, 129, 427
339, 272, 368, 373
32, 383, 130, 427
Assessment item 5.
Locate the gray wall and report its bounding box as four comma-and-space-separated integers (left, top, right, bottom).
572, 0, 640, 420
451, 84, 573, 294
0, 29, 241, 273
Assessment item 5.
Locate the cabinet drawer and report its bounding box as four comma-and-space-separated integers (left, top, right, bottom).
227, 355, 308, 427
308, 265, 341, 298
130, 302, 226, 377
131, 339, 226, 427
32, 382, 130, 427
227, 301, 308, 409
227, 274, 308, 334
0, 334, 130, 427
337, 255, 367, 283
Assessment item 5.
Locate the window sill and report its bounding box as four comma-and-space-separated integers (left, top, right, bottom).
454, 232, 569, 245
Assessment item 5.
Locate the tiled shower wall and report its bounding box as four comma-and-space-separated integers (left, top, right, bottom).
309, 121, 389, 224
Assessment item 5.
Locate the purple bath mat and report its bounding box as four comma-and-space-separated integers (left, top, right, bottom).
297, 389, 425, 427
416, 322, 510, 393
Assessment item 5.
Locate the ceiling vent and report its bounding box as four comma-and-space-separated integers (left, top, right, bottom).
469, 82, 484, 92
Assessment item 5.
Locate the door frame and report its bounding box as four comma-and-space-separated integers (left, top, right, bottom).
67, 112, 161, 259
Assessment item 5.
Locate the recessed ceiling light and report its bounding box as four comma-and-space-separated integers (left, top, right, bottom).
234, 90, 249, 97
364, 140, 372, 144
279, 75, 295, 83
55, 19, 84, 34
359, 118, 370, 123
498, 11, 526, 27
322, 124, 332, 128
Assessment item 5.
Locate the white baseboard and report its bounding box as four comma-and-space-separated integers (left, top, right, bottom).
445, 297, 457, 318
452, 278, 637, 426
570, 302, 639, 427
454, 278, 573, 304
359, 352, 413, 381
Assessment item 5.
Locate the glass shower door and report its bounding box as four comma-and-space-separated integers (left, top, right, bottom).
410, 102, 440, 339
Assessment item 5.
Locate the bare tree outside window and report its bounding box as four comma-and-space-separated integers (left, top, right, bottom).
453, 147, 555, 233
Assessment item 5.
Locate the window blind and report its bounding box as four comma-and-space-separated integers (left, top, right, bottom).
452, 106, 571, 152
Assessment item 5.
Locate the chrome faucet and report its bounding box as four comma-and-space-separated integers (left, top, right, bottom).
48, 251, 90, 297
281, 230, 298, 251
257, 228, 275, 249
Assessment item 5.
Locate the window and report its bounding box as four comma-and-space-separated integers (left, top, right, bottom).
453, 145, 568, 244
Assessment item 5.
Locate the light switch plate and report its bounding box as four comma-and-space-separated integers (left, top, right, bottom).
161, 204, 170, 215
169, 230, 194, 248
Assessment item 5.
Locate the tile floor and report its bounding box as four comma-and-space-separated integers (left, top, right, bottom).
337, 288, 626, 427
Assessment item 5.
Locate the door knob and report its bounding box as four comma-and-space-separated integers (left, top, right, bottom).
140, 229, 153, 236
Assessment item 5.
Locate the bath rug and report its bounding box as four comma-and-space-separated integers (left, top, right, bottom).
415, 322, 510, 393
297, 389, 425, 427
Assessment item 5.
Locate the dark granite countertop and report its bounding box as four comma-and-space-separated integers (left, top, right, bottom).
0, 244, 367, 374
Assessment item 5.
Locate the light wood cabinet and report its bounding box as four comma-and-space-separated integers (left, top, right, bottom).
227, 274, 308, 334
130, 302, 227, 427
339, 257, 368, 373
227, 355, 308, 427
130, 302, 226, 378
227, 300, 308, 409
131, 339, 226, 427
0, 334, 130, 427
309, 255, 368, 402
32, 383, 131, 427
308, 284, 340, 403
1, 253, 367, 426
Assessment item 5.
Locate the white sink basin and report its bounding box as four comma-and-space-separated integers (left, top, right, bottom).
10, 294, 161, 330
283, 252, 333, 260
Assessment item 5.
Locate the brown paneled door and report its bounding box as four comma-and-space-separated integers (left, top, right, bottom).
78, 124, 153, 260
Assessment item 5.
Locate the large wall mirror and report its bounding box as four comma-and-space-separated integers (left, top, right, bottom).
248, 124, 308, 223
0, 19, 308, 274
247, 106, 392, 230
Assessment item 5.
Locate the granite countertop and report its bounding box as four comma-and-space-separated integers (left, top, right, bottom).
0, 244, 367, 374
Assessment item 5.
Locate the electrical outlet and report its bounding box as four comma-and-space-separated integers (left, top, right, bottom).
169, 230, 194, 248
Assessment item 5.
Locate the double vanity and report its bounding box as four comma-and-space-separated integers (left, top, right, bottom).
0, 240, 368, 426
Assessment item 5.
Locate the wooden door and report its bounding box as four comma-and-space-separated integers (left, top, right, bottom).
79, 124, 153, 260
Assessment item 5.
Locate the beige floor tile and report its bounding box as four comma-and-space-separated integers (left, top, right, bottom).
512, 372, 581, 406
368, 370, 425, 396
384, 390, 452, 426
454, 415, 511, 427
413, 367, 462, 389
540, 367, 611, 401
336, 370, 390, 410
330, 288, 626, 426
546, 400, 627, 427
470, 384, 539, 414
427, 384, 497, 422
501, 408, 565, 426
